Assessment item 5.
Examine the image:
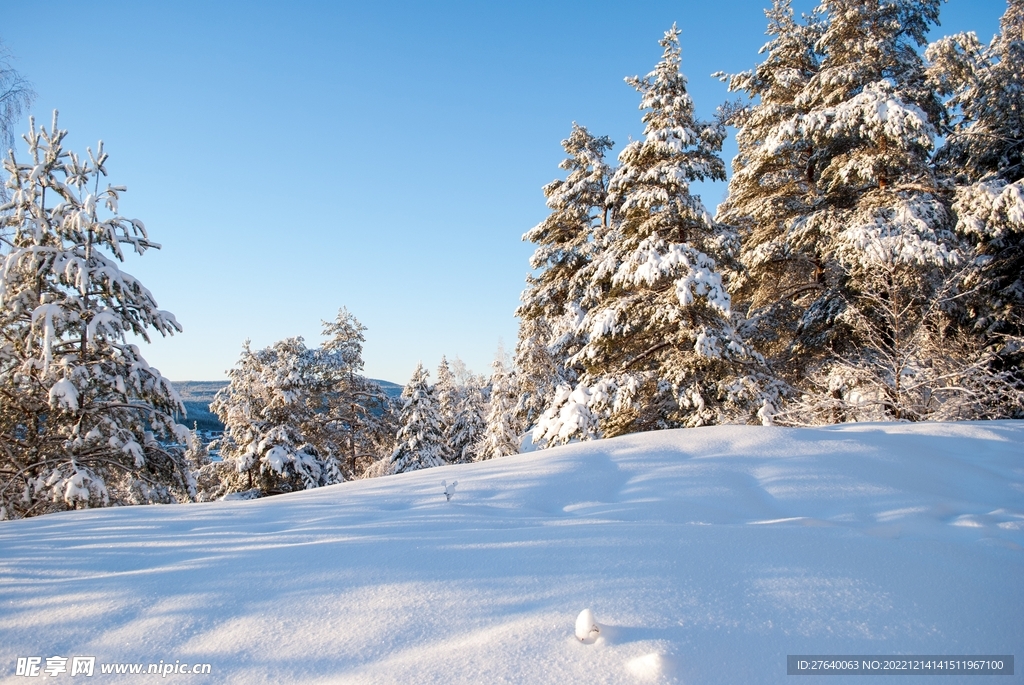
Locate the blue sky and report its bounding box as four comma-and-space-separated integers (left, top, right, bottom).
3, 0, 1006, 384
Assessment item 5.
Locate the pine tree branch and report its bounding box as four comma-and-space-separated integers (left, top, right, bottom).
622, 342, 672, 370
780, 282, 825, 300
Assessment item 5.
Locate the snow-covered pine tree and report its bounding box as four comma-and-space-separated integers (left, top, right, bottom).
475, 360, 523, 460
431, 355, 487, 464
788, 0, 963, 421
511, 315, 561, 430
929, 0, 1024, 186
388, 363, 445, 473
447, 375, 487, 463
316, 308, 395, 477
434, 356, 459, 463
184, 423, 228, 502
533, 26, 774, 445
514, 124, 614, 428
780, 260, 1024, 423
716, 0, 825, 372
212, 337, 343, 495
0, 113, 192, 519
723, 0, 965, 421
928, 0, 1024, 413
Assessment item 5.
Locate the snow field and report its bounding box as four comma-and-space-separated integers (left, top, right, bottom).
1, 421, 1022, 684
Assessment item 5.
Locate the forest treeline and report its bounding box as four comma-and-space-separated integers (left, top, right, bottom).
1, 0, 1021, 516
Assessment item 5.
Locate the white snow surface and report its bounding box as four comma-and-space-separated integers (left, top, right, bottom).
1, 422, 1022, 684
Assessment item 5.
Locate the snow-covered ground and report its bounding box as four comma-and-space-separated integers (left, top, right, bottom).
2, 422, 1022, 684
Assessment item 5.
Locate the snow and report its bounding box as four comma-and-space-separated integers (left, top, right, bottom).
954, 179, 1024, 241
1, 421, 1022, 684
47, 378, 79, 412
575, 608, 601, 642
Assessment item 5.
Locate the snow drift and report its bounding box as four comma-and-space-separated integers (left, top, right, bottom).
1, 422, 1022, 684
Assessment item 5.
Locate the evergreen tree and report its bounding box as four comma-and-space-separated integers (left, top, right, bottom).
317, 308, 394, 477
511, 315, 562, 430
431, 356, 488, 464
534, 26, 774, 444
476, 360, 523, 460
389, 363, 445, 473
929, 0, 1024, 185
514, 124, 614, 427
212, 309, 395, 491
0, 113, 192, 519
716, 0, 825, 369
212, 337, 343, 495
722, 0, 967, 421
929, 0, 1024, 402
789, 0, 961, 420
434, 356, 459, 463
447, 376, 487, 463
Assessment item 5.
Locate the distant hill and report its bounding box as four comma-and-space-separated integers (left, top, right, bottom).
171, 379, 404, 432
174, 381, 228, 403
370, 379, 404, 400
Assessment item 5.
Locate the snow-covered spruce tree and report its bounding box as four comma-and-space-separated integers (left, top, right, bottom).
788, 0, 962, 421
184, 423, 227, 502
0, 113, 192, 519
514, 124, 614, 428
431, 356, 487, 464
776, 258, 1024, 423
511, 316, 560, 431
929, 0, 1024, 187
387, 363, 445, 474
447, 375, 486, 463
716, 0, 825, 371
928, 0, 1024, 409
533, 26, 777, 445
211, 337, 343, 496
434, 356, 459, 463
315, 308, 395, 477
724, 0, 964, 421
475, 360, 523, 460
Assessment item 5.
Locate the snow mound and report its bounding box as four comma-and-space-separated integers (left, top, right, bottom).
575, 608, 600, 642
627, 652, 670, 680
1, 421, 1022, 684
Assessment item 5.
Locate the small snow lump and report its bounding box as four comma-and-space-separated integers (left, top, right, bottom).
575, 608, 600, 642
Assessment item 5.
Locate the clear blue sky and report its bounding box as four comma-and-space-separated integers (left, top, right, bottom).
3, 0, 1005, 384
